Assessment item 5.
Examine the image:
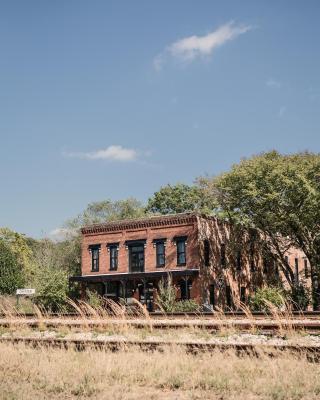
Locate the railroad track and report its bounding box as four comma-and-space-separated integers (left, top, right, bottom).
1, 318, 320, 333
2, 311, 320, 319
1, 336, 320, 360
1, 311, 320, 319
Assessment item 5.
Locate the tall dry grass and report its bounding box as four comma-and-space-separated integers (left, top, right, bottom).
0, 295, 315, 339
0, 342, 320, 399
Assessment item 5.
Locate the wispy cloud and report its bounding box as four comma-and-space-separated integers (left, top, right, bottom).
64, 145, 139, 162
266, 78, 282, 88
278, 106, 286, 118
154, 21, 252, 69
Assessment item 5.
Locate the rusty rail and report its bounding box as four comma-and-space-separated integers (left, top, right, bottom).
1, 336, 320, 360
1, 311, 320, 319
1, 317, 320, 333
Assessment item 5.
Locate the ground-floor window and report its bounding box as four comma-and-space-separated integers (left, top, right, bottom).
240, 286, 246, 303
105, 281, 119, 298
209, 284, 215, 306
179, 279, 192, 300
226, 285, 233, 308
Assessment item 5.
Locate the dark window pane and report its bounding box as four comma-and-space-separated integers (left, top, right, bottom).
236, 250, 241, 271
179, 279, 192, 300
156, 242, 165, 267
304, 259, 309, 278
204, 240, 210, 266
250, 240, 255, 271
226, 285, 232, 308
209, 284, 215, 306
240, 287, 246, 303
110, 246, 118, 270
129, 244, 144, 272
221, 243, 226, 267
177, 239, 186, 265
92, 248, 99, 272
295, 258, 299, 284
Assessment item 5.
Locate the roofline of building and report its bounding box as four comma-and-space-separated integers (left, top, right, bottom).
81, 212, 206, 235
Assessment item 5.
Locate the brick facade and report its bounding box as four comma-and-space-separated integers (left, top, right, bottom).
70, 213, 310, 310
81, 214, 199, 276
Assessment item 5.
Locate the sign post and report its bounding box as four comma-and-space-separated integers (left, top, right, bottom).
16, 289, 35, 309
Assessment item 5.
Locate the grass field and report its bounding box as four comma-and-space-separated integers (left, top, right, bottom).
0, 342, 320, 400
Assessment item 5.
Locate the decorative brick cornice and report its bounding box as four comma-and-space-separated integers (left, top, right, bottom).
81, 212, 198, 235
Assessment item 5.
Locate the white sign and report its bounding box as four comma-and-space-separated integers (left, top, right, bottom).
16, 289, 35, 296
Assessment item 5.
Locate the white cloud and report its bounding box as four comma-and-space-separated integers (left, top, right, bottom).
64, 145, 138, 162
154, 21, 252, 69
266, 78, 282, 88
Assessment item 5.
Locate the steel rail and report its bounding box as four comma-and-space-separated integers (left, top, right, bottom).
1, 336, 320, 360
1, 311, 320, 319
1, 318, 320, 333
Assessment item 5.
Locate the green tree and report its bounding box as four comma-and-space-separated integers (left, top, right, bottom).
146, 183, 215, 215
32, 266, 68, 311
0, 240, 25, 294
68, 197, 146, 228
29, 236, 81, 277
200, 151, 320, 307
0, 228, 34, 282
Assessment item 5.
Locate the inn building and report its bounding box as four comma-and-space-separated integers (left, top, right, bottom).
70, 213, 310, 310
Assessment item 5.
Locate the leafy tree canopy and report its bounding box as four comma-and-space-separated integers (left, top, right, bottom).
0, 239, 25, 295
200, 151, 320, 297
0, 228, 34, 282
146, 183, 216, 215
68, 197, 146, 228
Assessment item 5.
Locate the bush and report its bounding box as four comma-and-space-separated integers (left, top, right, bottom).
289, 284, 310, 311
156, 276, 200, 313
249, 286, 286, 312
174, 300, 200, 312
33, 266, 68, 312
86, 289, 104, 308
156, 276, 177, 313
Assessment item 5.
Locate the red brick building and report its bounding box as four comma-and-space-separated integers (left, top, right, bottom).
70, 212, 310, 310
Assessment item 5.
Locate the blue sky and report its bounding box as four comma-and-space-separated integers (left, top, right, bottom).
0, 0, 319, 238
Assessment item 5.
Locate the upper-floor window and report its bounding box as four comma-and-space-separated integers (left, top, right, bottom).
295, 258, 299, 284
107, 243, 119, 271
236, 250, 242, 271
126, 240, 146, 273
204, 240, 210, 266
304, 259, 309, 278
175, 236, 187, 266
221, 243, 226, 268
154, 239, 166, 267
89, 244, 100, 272
250, 241, 255, 272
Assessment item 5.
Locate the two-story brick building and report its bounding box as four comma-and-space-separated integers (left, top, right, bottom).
70, 212, 310, 310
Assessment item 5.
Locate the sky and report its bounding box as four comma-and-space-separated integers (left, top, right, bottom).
0, 0, 319, 238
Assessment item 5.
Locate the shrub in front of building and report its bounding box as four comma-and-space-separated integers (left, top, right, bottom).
249, 286, 286, 312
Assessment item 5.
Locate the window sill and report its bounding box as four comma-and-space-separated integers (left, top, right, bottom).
177, 263, 186, 267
